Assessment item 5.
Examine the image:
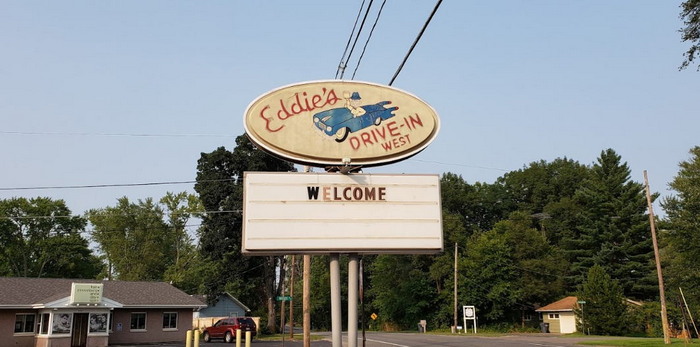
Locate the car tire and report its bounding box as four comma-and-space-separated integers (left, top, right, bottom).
203, 332, 210, 343
225, 331, 233, 343
374, 116, 382, 126
335, 127, 349, 142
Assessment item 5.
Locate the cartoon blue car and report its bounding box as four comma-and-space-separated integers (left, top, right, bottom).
313, 101, 399, 142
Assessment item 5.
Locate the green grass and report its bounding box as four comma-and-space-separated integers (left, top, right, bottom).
578, 338, 700, 346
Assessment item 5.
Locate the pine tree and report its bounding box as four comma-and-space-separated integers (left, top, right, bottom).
661, 146, 700, 317
567, 149, 657, 299
578, 264, 628, 335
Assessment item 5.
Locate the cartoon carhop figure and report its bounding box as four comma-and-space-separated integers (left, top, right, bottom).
344, 91, 367, 117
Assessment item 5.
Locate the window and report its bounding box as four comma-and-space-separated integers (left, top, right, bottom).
523, 313, 533, 321
15, 314, 36, 333
109, 312, 114, 332
52, 313, 72, 334
162, 312, 178, 330
549, 313, 560, 319
89, 313, 108, 333
130, 313, 146, 330
40, 314, 50, 334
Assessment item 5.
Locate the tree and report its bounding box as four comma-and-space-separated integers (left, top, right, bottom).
159, 192, 207, 293
0, 197, 101, 278
496, 157, 590, 247
680, 0, 700, 70
88, 194, 200, 282
566, 149, 657, 299
497, 158, 589, 215
461, 212, 566, 323
661, 146, 700, 316
441, 173, 509, 234
369, 255, 435, 329
194, 135, 295, 333
577, 264, 628, 335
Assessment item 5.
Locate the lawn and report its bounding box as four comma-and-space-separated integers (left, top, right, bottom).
578, 338, 700, 346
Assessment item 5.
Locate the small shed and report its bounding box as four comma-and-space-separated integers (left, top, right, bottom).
536, 296, 578, 334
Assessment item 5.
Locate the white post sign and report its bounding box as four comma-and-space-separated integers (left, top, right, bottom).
463, 305, 476, 334
242, 172, 443, 254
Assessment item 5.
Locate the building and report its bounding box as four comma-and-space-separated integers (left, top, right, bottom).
194, 293, 250, 319
192, 293, 258, 332
0, 277, 205, 347
535, 296, 579, 334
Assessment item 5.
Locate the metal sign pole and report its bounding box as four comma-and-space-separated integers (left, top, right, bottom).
348, 254, 359, 347
330, 254, 342, 347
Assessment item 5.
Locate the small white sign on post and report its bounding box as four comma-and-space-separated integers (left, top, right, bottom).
463, 305, 477, 334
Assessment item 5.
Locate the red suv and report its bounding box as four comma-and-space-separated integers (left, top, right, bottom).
202, 317, 257, 343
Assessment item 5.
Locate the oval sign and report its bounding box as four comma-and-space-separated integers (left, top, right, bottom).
243, 80, 440, 167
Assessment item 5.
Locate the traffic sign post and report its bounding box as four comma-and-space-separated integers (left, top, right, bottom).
577, 300, 586, 334
463, 306, 476, 334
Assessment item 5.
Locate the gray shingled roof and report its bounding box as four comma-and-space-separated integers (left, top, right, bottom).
0, 277, 206, 308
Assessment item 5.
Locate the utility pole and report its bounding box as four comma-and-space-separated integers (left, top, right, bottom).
289, 255, 295, 339
644, 170, 671, 344
302, 166, 311, 347
453, 242, 458, 333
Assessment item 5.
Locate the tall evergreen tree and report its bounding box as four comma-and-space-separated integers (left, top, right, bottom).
566, 149, 656, 299
577, 264, 628, 335
661, 146, 700, 316
194, 134, 295, 333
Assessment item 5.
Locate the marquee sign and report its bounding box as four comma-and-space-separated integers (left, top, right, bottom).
70, 283, 103, 305
243, 80, 440, 167
242, 172, 443, 254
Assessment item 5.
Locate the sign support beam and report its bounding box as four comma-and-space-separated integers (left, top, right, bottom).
348, 254, 359, 347
330, 254, 342, 347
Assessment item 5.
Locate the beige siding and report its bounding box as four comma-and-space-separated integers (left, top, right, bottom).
1, 310, 37, 347
542, 311, 577, 334
108, 308, 193, 345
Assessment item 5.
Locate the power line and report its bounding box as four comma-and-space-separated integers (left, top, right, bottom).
0, 130, 233, 138
0, 178, 235, 191
0, 210, 242, 220
412, 159, 509, 172
388, 0, 443, 86
351, 0, 387, 80
338, 0, 375, 80
335, 0, 367, 79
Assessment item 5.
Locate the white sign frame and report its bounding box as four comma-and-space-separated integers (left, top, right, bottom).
242, 172, 443, 255
463, 305, 477, 334
70, 283, 103, 305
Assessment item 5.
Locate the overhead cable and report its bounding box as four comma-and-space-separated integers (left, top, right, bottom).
1, 131, 233, 138
335, 0, 367, 79
338, 0, 375, 80
0, 178, 235, 191
388, 0, 443, 86
351, 0, 387, 80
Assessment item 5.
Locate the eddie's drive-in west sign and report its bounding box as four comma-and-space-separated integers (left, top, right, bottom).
244, 80, 440, 167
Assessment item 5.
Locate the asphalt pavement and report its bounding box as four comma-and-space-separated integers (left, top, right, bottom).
111, 331, 624, 347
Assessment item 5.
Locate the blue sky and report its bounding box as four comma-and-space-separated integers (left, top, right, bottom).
1, 1, 698, 219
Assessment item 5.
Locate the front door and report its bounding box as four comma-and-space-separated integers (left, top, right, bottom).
71, 313, 89, 347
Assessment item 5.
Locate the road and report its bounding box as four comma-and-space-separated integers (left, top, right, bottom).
192, 332, 620, 347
